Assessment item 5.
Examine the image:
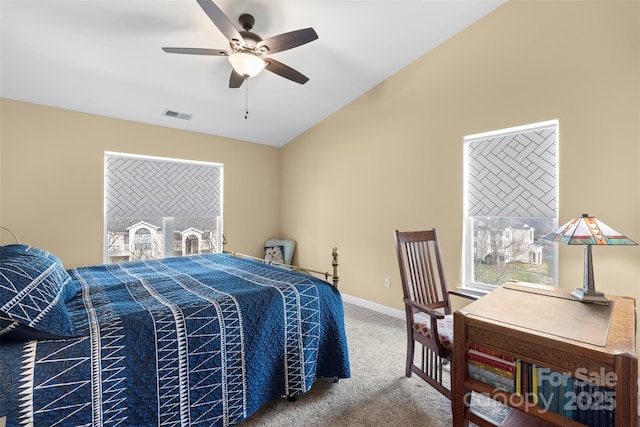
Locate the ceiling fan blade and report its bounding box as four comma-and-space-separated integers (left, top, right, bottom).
229, 69, 245, 88
196, 0, 243, 43
264, 58, 309, 85
257, 28, 318, 54
162, 47, 229, 56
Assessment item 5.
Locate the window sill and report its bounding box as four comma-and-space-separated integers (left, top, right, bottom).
456, 284, 496, 298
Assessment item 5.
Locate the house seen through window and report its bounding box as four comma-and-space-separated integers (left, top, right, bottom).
104, 152, 223, 263
462, 120, 558, 292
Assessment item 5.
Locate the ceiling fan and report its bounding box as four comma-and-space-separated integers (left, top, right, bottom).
162, 0, 318, 88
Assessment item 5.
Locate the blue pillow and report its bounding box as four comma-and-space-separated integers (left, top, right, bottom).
1, 244, 76, 302
2, 244, 64, 266
0, 245, 76, 340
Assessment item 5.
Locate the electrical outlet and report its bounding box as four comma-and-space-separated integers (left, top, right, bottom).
384, 277, 390, 288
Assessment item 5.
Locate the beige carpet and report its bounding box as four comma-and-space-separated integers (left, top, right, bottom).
240, 302, 509, 426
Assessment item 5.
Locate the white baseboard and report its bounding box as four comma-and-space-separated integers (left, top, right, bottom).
341, 293, 405, 320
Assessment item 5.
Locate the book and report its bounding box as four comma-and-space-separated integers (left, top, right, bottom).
557, 372, 567, 418
538, 371, 548, 411
468, 359, 514, 379
531, 365, 539, 404
468, 364, 515, 393
559, 374, 574, 420
515, 360, 522, 397
467, 349, 515, 372
521, 361, 530, 400
467, 344, 516, 362
575, 379, 586, 424
536, 367, 557, 414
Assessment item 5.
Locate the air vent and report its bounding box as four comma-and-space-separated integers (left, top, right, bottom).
163, 110, 192, 120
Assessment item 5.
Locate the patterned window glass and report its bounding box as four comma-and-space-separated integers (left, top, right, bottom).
104, 152, 223, 263
463, 121, 558, 290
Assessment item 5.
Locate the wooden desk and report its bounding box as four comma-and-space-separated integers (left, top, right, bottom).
452, 282, 637, 427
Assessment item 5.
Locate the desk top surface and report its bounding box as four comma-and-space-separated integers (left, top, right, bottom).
458, 282, 636, 352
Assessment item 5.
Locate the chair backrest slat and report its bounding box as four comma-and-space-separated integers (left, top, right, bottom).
394, 228, 450, 313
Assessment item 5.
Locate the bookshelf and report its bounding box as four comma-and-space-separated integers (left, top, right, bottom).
452, 282, 637, 427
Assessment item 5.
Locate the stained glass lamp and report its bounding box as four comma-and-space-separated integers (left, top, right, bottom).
543, 214, 637, 303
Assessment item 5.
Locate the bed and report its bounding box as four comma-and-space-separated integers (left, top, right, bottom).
0, 244, 350, 426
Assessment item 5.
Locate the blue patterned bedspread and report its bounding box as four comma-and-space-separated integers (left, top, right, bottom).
0, 254, 350, 426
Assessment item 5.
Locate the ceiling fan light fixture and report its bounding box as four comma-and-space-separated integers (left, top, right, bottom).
228, 52, 265, 78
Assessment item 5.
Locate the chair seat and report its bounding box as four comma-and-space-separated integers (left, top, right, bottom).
412, 314, 453, 350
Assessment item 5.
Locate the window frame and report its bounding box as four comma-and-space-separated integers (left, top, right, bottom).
103, 152, 223, 263
462, 120, 559, 293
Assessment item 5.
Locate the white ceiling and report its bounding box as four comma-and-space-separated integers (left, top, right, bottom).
0, 0, 505, 147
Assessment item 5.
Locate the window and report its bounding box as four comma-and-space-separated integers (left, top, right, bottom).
104, 152, 223, 263
462, 120, 558, 293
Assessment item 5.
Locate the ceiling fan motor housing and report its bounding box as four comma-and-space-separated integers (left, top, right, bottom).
162, 1, 317, 87
237, 31, 263, 52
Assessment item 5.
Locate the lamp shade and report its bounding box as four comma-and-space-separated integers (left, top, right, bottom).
228, 52, 266, 78
543, 214, 636, 303
543, 214, 637, 246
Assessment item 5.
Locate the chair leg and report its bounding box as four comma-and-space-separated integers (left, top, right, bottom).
406, 337, 415, 378
410, 344, 451, 400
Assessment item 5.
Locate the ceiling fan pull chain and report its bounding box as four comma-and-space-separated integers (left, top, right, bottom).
244, 78, 249, 119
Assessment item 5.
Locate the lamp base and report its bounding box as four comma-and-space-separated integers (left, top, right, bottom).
571, 287, 610, 304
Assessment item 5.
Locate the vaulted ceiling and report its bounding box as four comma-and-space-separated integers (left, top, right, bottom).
0, 0, 505, 147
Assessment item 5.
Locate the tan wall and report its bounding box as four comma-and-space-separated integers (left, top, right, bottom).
0, 99, 281, 267
0, 1, 638, 315
282, 1, 640, 312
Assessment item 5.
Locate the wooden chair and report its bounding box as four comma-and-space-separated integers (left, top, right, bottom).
394, 228, 476, 399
